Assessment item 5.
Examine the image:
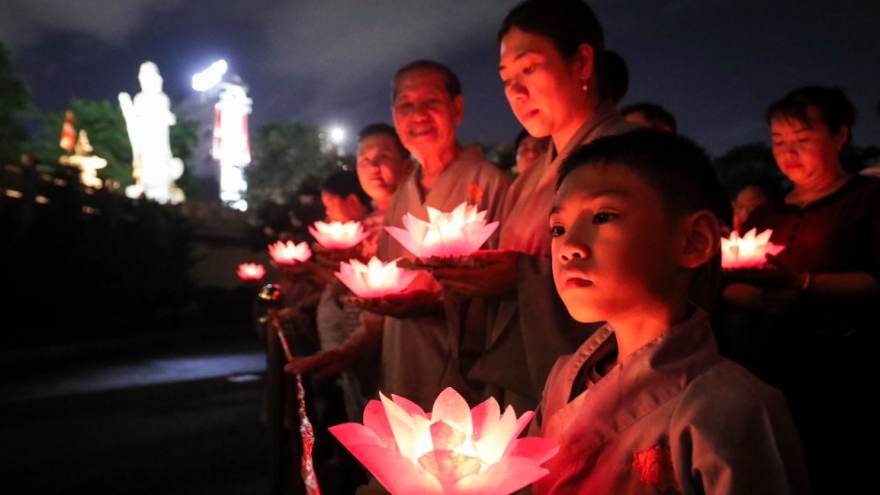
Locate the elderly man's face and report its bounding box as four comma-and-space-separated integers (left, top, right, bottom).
391, 68, 463, 160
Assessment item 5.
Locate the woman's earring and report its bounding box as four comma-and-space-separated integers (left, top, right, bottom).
582, 80, 589, 92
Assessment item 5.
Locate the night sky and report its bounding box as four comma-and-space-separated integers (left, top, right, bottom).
3, 0, 879, 157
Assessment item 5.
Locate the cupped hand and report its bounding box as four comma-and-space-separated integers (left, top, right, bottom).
429, 249, 519, 297
764, 254, 809, 291
345, 290, 443, 318
274, 259, 320, 279
312, 243, 364, 271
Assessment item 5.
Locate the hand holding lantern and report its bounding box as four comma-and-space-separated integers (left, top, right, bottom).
268, 239, 323, 282
721, 228, 785, 270
335, 257, 419, 299
429, 250, 520, 297
335, 257, 441, 318
329, 387, 558, 495
313, 242, 365, 271
268, 240, 313, 265
348, 290, 444, 319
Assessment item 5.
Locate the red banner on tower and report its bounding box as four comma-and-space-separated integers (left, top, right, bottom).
59, 110, 76, 151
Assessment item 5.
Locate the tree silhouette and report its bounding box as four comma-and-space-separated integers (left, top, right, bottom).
0, 41, 32, 162
24, 99, 198, 196
245, 120, 348, 208
711, 142, 790, 198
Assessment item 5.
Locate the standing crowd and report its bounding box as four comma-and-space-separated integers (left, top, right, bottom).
271, 0, 879, 493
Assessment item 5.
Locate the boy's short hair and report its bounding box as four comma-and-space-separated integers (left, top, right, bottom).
556, 129, 732, 226
620, 102, 678, 133
320, 170, 372, 208
514, 129, 532, 150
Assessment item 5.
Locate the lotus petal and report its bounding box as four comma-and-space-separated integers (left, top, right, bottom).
334, 257, 418, 298
309, 220, 370, 249
721, 228, 785, 269
331, 387, 558, 495
384, 202, 499, 259
268, 240, 312, 264
236, 262, 265, 281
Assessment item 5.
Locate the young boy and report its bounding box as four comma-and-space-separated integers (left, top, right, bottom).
532, 129, 811, 494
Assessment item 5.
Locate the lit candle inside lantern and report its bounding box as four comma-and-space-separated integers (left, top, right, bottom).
309, 220, 369, 250
721, 228, 785, 269
329, 387, 558, 495
384, 201, 499, 259
237, 262, 266, 281
334, 257, 418, 299
268, 240, 313, 265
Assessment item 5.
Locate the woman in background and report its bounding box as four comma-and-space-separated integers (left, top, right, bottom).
719, 85, 880, 494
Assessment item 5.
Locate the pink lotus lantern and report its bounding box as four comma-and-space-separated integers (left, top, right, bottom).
335, 256, 419, 299
237, 262, 266, 281
384, 202, 499, 259
329, 387, 558, 495
309, 220, 369, 249
721, 228, 785, 269
268, 240, 313, 265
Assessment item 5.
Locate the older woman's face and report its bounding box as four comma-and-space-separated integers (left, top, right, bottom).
770, 106, 848, 187
499, 27, 585, 140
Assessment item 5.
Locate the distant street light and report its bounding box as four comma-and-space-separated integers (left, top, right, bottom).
192, 60, 228, 91
329, 126, 346, 147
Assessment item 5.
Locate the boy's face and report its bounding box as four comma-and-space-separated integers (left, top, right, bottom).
321, 191, 363, 223
550, 165, 681, 323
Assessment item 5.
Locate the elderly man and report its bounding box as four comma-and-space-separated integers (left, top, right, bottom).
362, 60, 510, 410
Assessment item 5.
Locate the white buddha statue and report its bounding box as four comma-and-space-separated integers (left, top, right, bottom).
119, 61, 185, 204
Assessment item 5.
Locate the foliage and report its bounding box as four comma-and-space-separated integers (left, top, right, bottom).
711, 142, 789, 198
0, 41, 32, 162
23, 99, 198, 198
477, 140, 516, 177
245, 120, 353, 241
246, 120, 330, 207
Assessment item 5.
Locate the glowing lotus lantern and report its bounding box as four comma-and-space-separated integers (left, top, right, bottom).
335, 257, 419, 299
309, 220, 369, 249
384, 202, 499, 259
268, 240, 313, 265
237, 262, 266, 281
721, 228, 785, 269
329, 387, 558, 495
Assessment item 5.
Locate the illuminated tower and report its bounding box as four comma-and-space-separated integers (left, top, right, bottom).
180, 60, 253, 210
212, 82, 252, 211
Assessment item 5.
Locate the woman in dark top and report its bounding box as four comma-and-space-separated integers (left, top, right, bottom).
719, 86, 880, 495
